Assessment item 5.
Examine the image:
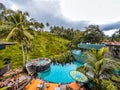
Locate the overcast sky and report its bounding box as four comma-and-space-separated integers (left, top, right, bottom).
1, 0, 120, 36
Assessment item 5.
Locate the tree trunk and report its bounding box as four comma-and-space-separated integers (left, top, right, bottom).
21, 41, 25, 67
96, 74, 101, 90
93, 74, 101, 90
26, 51, 29, 62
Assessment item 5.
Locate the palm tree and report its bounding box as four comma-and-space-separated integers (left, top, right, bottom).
77, 47, 120, 90
46, 22, 49, 27
30, 18, 44, 32
2, 9, 34, 66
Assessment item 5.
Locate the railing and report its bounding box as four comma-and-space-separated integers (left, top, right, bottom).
78, 43, 106, 50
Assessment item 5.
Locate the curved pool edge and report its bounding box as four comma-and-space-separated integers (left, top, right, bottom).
26, 58, 51, 75
38, 61, 83, 84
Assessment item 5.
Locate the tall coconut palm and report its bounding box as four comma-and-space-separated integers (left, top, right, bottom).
30, 18, 44, 32
46, 22, 49, 27
77, 47, 120, 90
2, 9, 34, 66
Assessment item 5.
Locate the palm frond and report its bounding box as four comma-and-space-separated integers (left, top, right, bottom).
6, 27, 17, 41
97, 47, 107, 60
11, 14, 18, 24
23, 30, 34, 40
101, 79, 117, 90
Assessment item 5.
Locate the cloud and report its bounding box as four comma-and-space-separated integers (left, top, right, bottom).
0, 0, 119, 32
2, 0, 89, 30
9, 0, 62, 19
103, 29, 118, 36
100, 21, 120, 31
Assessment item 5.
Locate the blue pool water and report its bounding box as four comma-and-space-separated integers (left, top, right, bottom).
71, 50, 87, 63
38, 60, 47, 65
72, 50, 82, 56
38, 61, 83, 84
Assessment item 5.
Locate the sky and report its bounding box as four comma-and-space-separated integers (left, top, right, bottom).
0, 0, 120, 36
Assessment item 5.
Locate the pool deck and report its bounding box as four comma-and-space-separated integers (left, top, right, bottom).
25, 79, 59, 90
25, 79, 81, 90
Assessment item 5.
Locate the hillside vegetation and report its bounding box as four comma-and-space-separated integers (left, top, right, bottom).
0, 32, 70, 69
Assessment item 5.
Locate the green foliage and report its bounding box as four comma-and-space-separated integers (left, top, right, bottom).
0, 60, 6, 68
30, 32, 70, 58
50, 26, 84, 49
111, 75, 120, 89
0, 32, 70, 69
70, 30, 83, 49
101, 80, 117, 90
77, 47, 119, 90
50, 26, 82, 41
0, 86, 8, 90
111, 29, 120, 41
111, 75, 120, 81
50, 51, 74, 64
0, 44, 22, 69
83, 25, 105, 43
0, 9, 35, 66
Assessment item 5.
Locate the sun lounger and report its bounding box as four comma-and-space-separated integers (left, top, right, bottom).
60, 85, 66, 90
37, 84, 43, 90
44, 83, 59, 90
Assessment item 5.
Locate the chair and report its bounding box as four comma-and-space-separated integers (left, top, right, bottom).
66, 85, 73, 90
60, 84, 66, 90
46, 83, 50, 88
37, 84, 43, 90
44, 83, 59, 90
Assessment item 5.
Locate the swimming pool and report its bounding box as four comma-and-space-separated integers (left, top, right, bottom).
72, 50, 82, 56
38, 61, 83, 84
38, 60, 47, 65
71, 50, 87, 63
